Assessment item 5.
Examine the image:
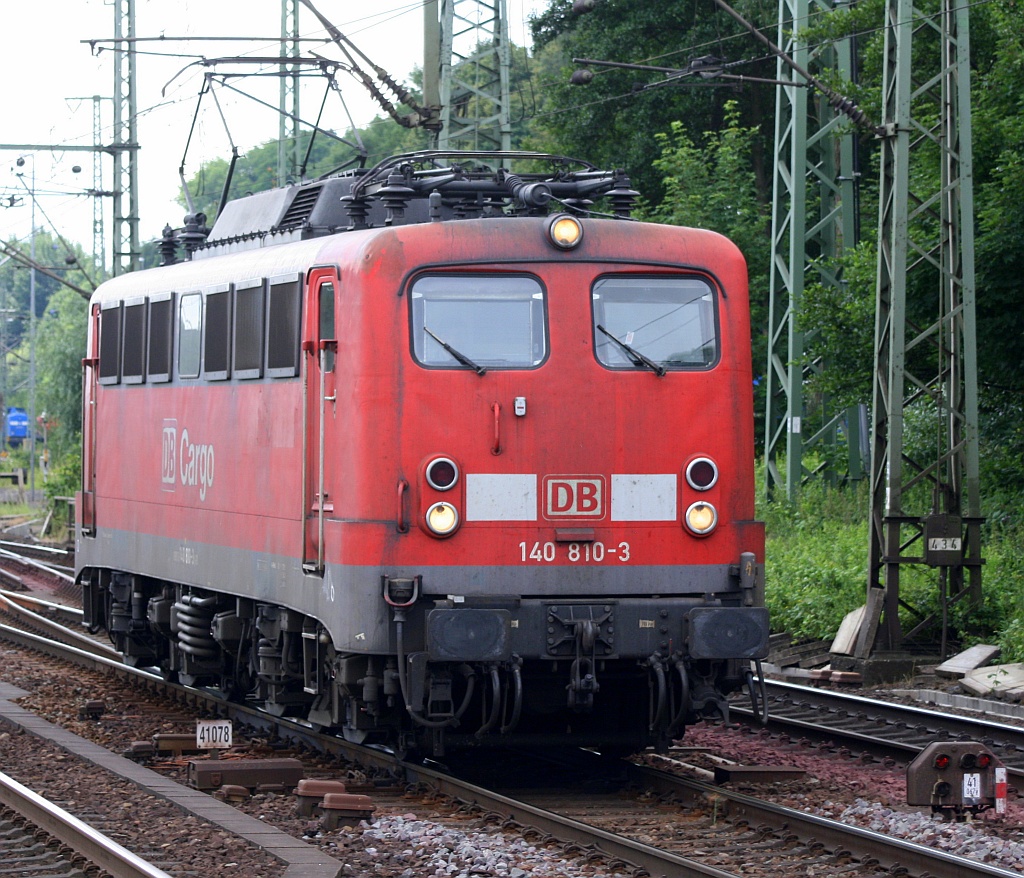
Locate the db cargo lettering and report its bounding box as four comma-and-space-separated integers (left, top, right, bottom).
179, 429, 215, 501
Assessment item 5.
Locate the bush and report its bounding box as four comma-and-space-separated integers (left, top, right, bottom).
762, 478, 870, 641
761, 467, 1024, 653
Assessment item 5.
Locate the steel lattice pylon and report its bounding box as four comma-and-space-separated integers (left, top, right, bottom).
763, 0, 862, 501
425, 0, 512, 151
278, 0, 301, 187
864, 0, 982, 654
112, 0, 139, 275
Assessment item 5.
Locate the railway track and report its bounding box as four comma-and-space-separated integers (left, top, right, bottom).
0, 770, 173, 878
732, 679, 1024, 779
2, 569, 1023, 878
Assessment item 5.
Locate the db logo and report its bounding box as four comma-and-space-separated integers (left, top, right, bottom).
543, 476, 604, 519
161, 420, 177, 489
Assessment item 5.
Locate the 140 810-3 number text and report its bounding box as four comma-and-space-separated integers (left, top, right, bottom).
518, 541, 631, 563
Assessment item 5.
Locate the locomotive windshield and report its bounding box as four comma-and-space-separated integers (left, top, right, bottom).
411, 275, 546, 369
592, 276, 718, 371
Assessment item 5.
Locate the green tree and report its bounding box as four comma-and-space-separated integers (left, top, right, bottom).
527, 0, 779, 202
0, 231, 95, 428
643, 101, 770, 414
33, 286, 89, 461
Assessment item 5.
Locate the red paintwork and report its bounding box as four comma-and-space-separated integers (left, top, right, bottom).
80, 216, 762, 585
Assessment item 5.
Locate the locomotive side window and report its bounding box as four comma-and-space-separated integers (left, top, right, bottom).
267, 274, 302, 378
233, 280, 264, 379
592, 276, 719, 372
121, 298, 146, 385
147, 294, 174, 383
410, 274, 546, 369
178, 293, 202, 379
319, 281, 336, 373
203, 285, 232, 380
98, 302, 122, 385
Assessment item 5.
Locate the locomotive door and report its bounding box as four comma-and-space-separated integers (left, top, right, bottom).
302, 266, 340, 573
79, 303, 101, 535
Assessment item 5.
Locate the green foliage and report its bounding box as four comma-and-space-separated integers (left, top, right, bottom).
41, 445, 80, 540
799, 242, 876, 411
528, 0, 778, 202
761, 477, 870, 641
0, 232, 97, 487
0, 230, 96, 369
33, 287, 88, 461
642, 101, 771, 423
761, 468, 1024, 652
974, 516, 1024, 659
645, 103, 768, 258
43, 440, 80, 504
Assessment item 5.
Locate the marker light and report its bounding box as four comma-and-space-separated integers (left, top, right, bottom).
933, 753, 951, 770
547, 214, 584, 250
426, 501, 460, 536
686, 457, 719, 491
685, 501, 718, 536
960, 753, 978, 770
426, 457, 459, 491
977, 753, 992, 769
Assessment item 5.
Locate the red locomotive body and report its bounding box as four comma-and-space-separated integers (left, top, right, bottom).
77, 153, 767, 753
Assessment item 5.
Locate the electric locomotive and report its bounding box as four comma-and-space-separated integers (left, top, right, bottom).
76, 151, 768, 755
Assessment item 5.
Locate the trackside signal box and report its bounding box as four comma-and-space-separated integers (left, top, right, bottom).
907, 741, 1006, 821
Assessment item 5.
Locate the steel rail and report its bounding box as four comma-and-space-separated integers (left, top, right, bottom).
0, 592, 120, 659
732, 678, 1024, 779
0, 770, 174, 878
401, 760, 743, 878
3, 614, 1022, 878
631, 762, 1021, 878
0, 587, 83, 624
760, 678, 1024, 736
0, 546, 76, 582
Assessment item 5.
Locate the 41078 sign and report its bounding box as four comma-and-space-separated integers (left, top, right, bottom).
196, 718, 233, 750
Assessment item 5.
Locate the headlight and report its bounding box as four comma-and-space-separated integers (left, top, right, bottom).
426, 501, 460, 536
684, 501, 718, 535
685, 457, 718, 491
547, 214, 583, 250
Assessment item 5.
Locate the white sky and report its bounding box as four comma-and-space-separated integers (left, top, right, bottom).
0, 0, 545, 265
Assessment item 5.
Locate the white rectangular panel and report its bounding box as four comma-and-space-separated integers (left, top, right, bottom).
466, 474, 538, 521
611, 474, 677, 521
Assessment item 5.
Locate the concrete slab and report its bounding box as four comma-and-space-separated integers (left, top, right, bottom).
961, 662, 1024, 697
935, 644, 1001, 678
831, 604, 866, 655
891, 688, 1024, 720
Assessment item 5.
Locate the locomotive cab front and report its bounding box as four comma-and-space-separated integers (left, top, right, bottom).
315, 209, 768, 753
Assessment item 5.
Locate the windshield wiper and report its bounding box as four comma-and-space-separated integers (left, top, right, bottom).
596, 324, 666, 377
424, 327, 487, 376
